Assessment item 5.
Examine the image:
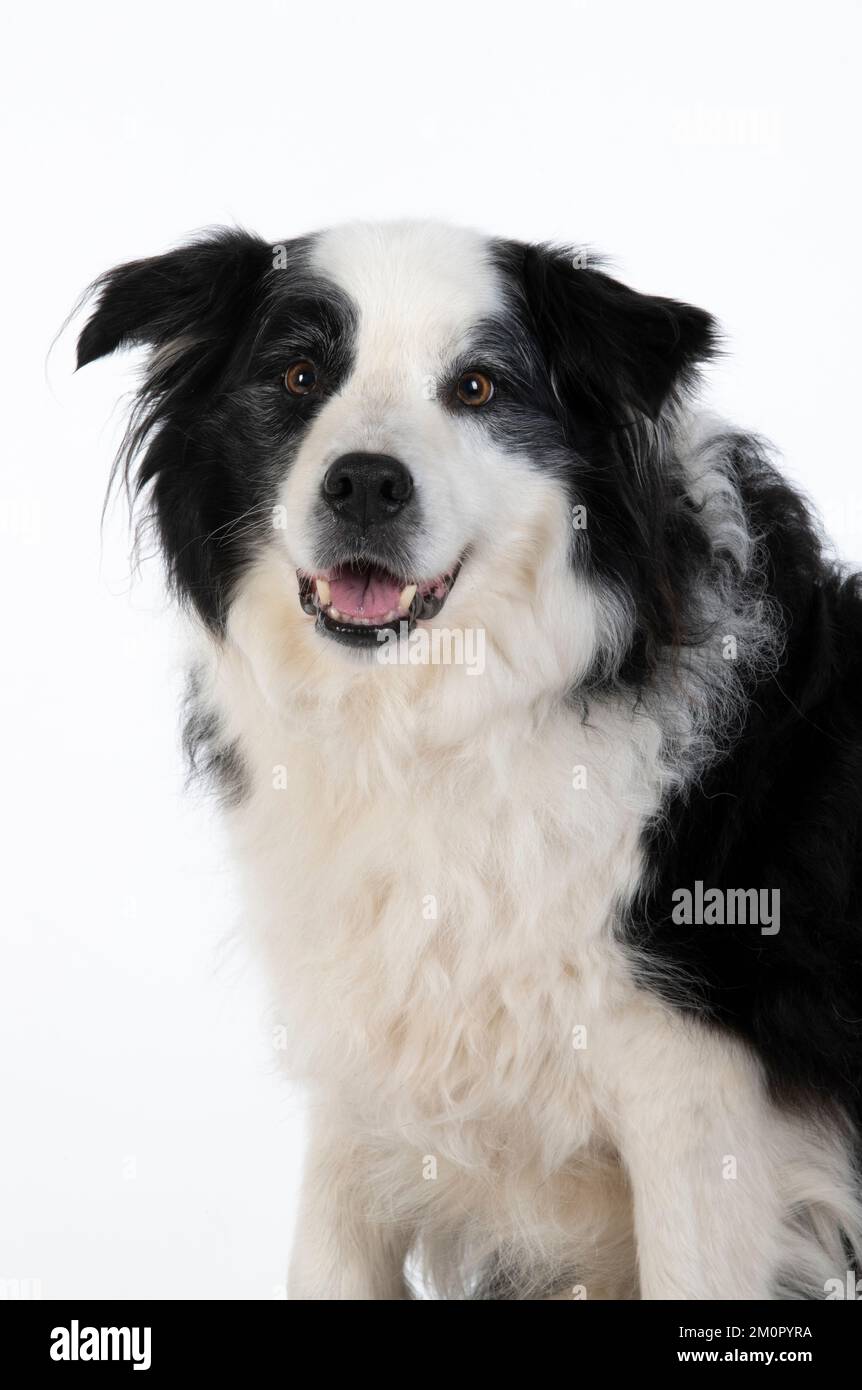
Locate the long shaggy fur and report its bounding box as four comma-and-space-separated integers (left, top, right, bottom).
77, 220, 862, 1299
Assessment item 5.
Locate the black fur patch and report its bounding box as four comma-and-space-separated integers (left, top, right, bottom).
488, 241, 721, 680
181, 670, 248, 806
629, 438, 862, 1135
77, 229, 358, 630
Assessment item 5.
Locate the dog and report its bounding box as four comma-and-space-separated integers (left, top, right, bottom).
77, 220, 862, 1299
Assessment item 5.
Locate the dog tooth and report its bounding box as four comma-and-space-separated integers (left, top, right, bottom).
316, 577, 331, 605
328, 606, 342, 620
399, 583, 417, 611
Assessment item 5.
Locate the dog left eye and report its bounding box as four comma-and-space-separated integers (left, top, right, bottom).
456, 371, 495, 407
284, 359, 320, 396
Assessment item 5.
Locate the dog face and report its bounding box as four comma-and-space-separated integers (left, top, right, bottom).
78, 221, 715, 695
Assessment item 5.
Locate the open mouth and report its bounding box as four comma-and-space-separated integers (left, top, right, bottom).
297, 561, 462, 646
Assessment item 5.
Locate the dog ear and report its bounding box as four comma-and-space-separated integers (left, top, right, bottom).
517, 244, 718, 422
76, 228, 272, 371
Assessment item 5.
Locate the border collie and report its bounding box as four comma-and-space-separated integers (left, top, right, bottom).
77, 221, 862, 1300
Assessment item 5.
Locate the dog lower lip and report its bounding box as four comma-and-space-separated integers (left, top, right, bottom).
296, 560, 462, 642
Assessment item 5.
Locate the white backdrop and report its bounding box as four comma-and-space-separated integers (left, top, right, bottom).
2, 0, 860, 1299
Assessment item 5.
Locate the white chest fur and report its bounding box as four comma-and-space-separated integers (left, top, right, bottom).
204, 623, 666, 1180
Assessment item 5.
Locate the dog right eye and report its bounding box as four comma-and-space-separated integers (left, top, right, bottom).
284, 360, 320, 396
456, 370, 495, 407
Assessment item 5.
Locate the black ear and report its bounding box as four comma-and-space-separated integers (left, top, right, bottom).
76, 228, 272, 370
517, 244, 718, 422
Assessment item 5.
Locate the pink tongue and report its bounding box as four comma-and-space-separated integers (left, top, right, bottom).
328, 567, 403, 620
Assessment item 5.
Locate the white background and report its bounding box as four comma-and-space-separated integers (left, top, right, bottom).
1, 0, 860, 1299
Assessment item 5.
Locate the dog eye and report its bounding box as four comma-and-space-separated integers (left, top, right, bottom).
284, 359, 320, 396
456, 371, 495, 407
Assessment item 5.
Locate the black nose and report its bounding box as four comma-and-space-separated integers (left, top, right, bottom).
322, 452, 413, 529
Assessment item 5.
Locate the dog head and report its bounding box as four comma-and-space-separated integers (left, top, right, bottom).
78, 221, 716, 706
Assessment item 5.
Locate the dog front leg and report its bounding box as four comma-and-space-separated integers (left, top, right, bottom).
288, 1110, 411, 1300
612, 1005, 784, 1300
